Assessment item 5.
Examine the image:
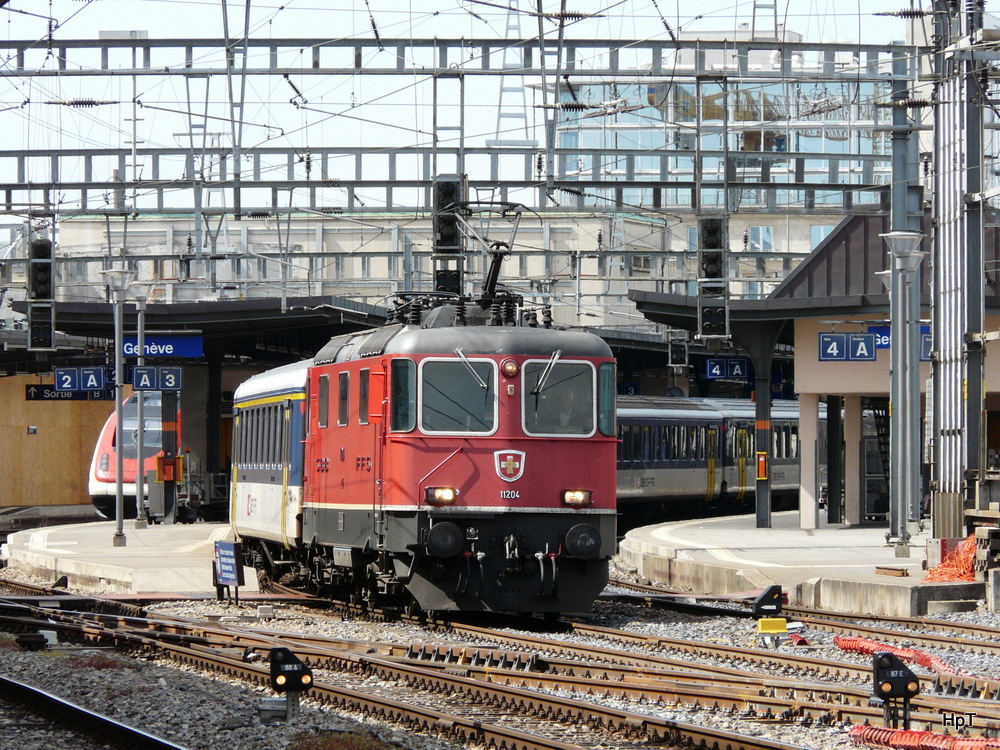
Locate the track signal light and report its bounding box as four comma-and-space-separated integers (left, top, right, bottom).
28, 238, 53, 300
699, 217, 725, 250
269, 647, 313, 693
699, 302, 726, 337
872, 652, 920, 700
27, 302, 54, 351
432, 175, 464, 253
435, 268, 461, 294
697, 217, 727, 298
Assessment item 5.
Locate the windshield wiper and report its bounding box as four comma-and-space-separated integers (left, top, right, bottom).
530, 349, 561, 394
454, 348, 489, 390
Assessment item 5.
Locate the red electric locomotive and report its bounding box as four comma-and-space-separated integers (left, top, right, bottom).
231, 301, 618, 614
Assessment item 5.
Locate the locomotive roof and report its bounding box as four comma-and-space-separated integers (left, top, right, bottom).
314, 322, 613, 364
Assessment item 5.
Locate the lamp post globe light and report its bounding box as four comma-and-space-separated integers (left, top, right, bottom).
100, 267, 136, 547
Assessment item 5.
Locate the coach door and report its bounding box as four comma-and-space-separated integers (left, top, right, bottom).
735, 424, 751, 500
705, 427, 718, 502
367, 365, 388, 544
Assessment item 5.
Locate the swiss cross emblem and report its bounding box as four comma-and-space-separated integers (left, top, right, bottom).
494, 450, 525, 482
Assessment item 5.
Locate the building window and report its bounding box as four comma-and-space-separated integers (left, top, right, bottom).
748, 226, 774, 252
631, 255, 652, 274
811, 225, 835, 248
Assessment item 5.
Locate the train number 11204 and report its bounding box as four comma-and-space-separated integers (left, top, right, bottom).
499, 490, 520, 499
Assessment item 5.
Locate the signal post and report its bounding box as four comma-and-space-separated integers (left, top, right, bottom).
27, 237, 55, 352
696, 217, 728, 339
432, 174, 466, 294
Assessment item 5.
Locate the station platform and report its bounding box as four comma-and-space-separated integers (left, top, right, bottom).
1, 520, 259, 597
618, 511, 986, 617
0, 514, 989, 617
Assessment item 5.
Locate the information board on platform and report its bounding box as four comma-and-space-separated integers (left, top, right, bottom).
214, 541, 245, 587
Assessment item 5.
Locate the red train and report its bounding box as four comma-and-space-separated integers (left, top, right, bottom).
230, 301, 618, 614
88, 392, 179, 520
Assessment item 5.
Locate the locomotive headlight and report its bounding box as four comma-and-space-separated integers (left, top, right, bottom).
501, 358, 520, 377
425, 486, 458, 506
562, 490, 592, 507
99, 453, 109, 472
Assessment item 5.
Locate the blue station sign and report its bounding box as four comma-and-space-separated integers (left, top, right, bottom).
123, 334, 203, 359
866, 325, 931, 349
133, 366, 183, 391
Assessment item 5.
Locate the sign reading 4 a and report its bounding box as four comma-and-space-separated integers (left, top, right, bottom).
818, 333, 877, 362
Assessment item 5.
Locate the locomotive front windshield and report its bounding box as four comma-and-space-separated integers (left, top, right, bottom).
113, 392, 165, 459
420, 358, 497, 433
523, 360, 595, 436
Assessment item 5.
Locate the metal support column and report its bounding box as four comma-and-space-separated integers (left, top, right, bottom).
883, 41, 926, 550
931, 2, 988, 538
730, 320, 787, 529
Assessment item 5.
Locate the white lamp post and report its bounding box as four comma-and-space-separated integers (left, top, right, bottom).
100, 266, 136, 547
881, 230, 926, 551
132, 281, 153, 529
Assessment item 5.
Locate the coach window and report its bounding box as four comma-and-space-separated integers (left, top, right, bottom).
627, 425, 638, 461
338, 372, 349, 426
390, 359, 416, 432
253, 406, 264, 469
270, 405, 278, 465
420, 358, 497, 433
272, 405, 281, 466
244, 410, 253, 467
259, 408, 268, 467
318, 375, 330, 429
278, 404, 288, 465
263, 407, 272, 467
238, 411, 247, 466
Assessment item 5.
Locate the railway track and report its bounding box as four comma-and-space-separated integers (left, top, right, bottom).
0, 595, 808, 750
6, 578, 1000, 747
0, 672, 190, 750
610, 579, 1000, 699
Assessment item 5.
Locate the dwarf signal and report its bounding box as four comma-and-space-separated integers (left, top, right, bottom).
269, 647, 313, 693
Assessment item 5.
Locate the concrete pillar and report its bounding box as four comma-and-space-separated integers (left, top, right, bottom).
989, 568, 1000, 612
844, 395, 863, 526
798, 392, 819, 530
